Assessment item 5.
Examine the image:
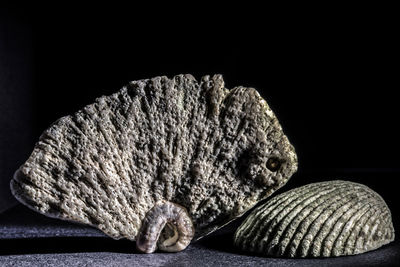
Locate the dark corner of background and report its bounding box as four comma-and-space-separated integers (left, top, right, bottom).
0, 4, 35, 212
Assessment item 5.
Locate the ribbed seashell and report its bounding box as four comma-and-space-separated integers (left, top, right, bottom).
234, 180, 394, 257
10, 74, 298, 253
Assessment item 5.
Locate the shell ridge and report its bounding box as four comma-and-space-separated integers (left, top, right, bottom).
277, 183, 355, 256
254, 182, 335, 253
308, 190, 370, 257
173, 78, 209, 210
88, 100, 137, 233
296, 182, 354, 256
94, 102, 136, 204
250, 182, 335, 253
286, 184, 360, 257
240, 182, 327, 251
233, 192, 287, 247
235, 182, 312, 251
154, 77, 182, 201
329, 187, 382, 256
334, 201, 378, 256
322, 191, 375, 257
349, 202, 383, 255
142, 79, 170, 202
302, 184, 380, 257
263, 183, 350, 255
233, 175, 304, 241
344, 204, 378, 255
374, 211, 395, 247
92, 86, 154, 239
358, 206, 390, 254
353, 205, 383, 254
263, 184, 339, 254
240, 186, 309, 250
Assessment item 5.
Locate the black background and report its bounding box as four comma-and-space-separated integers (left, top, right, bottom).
0, 2, 399, 260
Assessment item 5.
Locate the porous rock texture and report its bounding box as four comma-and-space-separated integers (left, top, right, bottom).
10, 74, 297, 251
234, 180, 395, 258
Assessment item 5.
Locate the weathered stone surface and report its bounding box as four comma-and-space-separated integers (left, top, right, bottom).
234, 180, 395, 258
10, 74, 297, 252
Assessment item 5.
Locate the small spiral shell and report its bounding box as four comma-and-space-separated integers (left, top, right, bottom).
136, 201, 194, 253
234, 180, 395, 258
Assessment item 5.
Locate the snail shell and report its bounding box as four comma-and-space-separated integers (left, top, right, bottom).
136, 201, 194, 253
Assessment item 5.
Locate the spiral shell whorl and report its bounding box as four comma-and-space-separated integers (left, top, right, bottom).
136, 201, 194, 253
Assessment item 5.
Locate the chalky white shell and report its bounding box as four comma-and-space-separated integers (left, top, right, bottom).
234, 180, 395, 257
11, 74, 297, 252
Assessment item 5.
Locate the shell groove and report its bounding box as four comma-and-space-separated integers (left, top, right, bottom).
10, 74, 297, 251
234, 180, 395, 257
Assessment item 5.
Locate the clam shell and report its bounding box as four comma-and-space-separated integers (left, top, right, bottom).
234, 180, 395, 257
10, 74, 297, 252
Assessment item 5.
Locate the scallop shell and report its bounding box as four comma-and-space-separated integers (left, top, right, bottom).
10, 74, 298, 252
234, 180, 395, 257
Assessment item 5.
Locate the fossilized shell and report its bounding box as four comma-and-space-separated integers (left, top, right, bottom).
234, 180, 395, 258
10, 74, 297, 252
136, 200, 194, 253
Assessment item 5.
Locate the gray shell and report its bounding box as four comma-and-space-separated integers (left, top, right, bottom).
234, 180, 395, 258
10, 74, 297, 248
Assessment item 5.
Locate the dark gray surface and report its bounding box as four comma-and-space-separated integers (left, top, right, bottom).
0, 205, 105, 239
0, 205, 399, 266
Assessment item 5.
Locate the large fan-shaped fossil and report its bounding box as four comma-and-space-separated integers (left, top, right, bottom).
10, 74, 297, 253
234, 180, 395, 257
